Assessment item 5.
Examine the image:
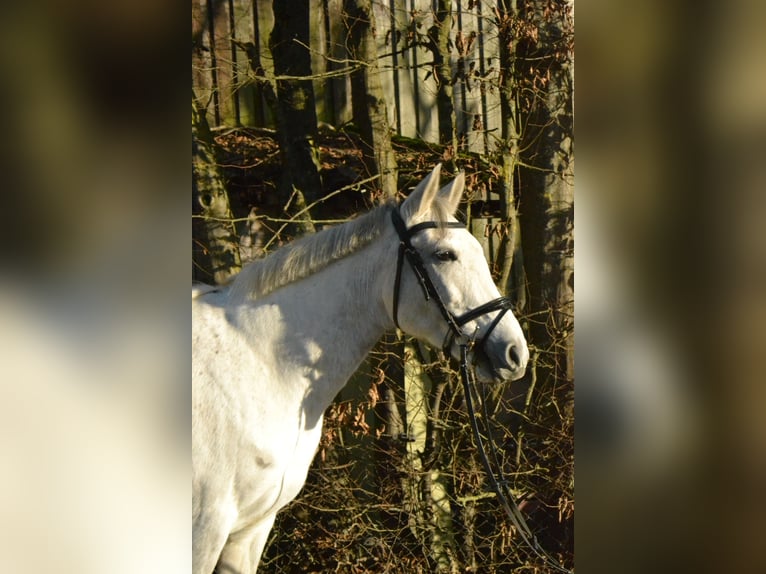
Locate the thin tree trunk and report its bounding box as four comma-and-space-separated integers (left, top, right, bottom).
342, 0, 398, 198
403, 341, 457, 573
192, 91, 241, 284
430, 0, 458, 154
495, 0, 524, 299
270, 0, 322, 233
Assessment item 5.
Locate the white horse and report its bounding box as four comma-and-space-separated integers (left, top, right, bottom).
192, 164, 529, 573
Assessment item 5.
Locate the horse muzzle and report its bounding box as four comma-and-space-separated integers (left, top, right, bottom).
474, 337, 529, 383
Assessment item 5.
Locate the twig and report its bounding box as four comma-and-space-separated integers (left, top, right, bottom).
261, 174, 381, 252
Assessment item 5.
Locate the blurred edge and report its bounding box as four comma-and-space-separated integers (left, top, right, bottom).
0, 2, 189, 573
0, 0, 763, 573
577, 0, 766, 573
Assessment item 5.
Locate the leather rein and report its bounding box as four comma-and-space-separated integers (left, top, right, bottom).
390, 207, 571, 574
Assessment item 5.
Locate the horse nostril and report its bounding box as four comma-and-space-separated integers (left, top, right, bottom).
508, 345, 521, 368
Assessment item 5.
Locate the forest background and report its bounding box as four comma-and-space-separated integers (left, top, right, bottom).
193, 1, 573, 572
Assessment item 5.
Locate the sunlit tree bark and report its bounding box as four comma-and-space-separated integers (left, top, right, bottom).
517, 0, 574, 386
342, 0, 398, 198
192, 91, 241, 284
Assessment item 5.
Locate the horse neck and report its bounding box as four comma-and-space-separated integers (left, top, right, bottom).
239, 234, 394, 428
296, 238, 392, 345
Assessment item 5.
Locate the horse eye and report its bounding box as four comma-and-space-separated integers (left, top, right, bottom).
434, 250, 457, 262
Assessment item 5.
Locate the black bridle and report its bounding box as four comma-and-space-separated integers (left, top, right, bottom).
390, 207, 512, 355
390, 206, 572, 574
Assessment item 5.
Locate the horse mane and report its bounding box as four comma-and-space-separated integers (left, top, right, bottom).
228, 201, 397, 302
226, 172, 459, 303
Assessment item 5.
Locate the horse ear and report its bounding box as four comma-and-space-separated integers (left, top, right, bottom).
437, 171, 465, 216
400, 164, 442, 223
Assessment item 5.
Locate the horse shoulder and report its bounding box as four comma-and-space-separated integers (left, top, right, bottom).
193, 297, 305, 506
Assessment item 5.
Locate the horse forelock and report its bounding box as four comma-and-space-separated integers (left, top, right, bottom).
426, 198, 455, 236
228, 202, 396, 302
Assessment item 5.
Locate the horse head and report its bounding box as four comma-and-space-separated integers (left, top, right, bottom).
384, 164, 529, 382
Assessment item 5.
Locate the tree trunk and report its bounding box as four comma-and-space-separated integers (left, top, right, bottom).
342, 0, 398, 198
192, 91, 241, 284
495, 0, 524, 302
270, 0, 322, 233
403, 341, 457, 573
517, 1, 574, 384
429, 1, 458, 155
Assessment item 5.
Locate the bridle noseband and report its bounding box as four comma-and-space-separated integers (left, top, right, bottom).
390, 207, 512, 357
